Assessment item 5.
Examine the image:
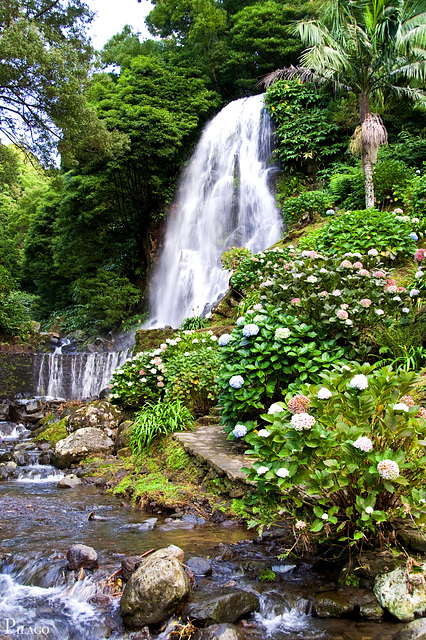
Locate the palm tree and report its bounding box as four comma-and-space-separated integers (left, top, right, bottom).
263, 0, 426, 208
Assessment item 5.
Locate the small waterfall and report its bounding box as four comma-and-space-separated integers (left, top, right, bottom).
34, 346, 131, 401
149, 93, 282, 327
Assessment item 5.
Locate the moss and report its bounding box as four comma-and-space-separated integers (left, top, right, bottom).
34, 417, 68, 446
259, 569, 277, 582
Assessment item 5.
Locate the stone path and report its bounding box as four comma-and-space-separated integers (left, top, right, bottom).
174, 422, 255, 485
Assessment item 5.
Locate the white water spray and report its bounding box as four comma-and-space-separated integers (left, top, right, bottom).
149, 93, 282, 327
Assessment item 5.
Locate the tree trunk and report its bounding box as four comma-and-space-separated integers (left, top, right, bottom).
363, 153, 375, 209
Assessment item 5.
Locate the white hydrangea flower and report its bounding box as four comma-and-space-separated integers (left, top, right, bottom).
268, 402, 284, 414
276, 468, 290, 478
365, 506, 374, 514
349, 374, 369, 390
318, 388, 332, 400
393, 403, 409, 412
258, 429, 270, 437
257, 466, 269, 475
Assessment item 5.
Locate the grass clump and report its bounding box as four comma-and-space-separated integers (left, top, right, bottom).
130, 398, 194, 453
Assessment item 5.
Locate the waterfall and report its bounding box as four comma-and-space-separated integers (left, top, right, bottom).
149, 93, 282, 328
34, 348, 131, 401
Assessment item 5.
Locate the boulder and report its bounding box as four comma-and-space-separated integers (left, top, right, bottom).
121, 556, 145, 582
67, 544, 98, 570
374, 563, 426, 621
185, 590, 259, 625
0, 461, 17, 479
395, 618, 426, 640
192, 624, 246, 640
397, 529, 426, 554
120, 546, 190, 628
65, 401, 123, 434
58, 474, 82, 489
313, 589, 383, 620
187, 557, 212, 577
0, 404, 10, 420
55, 427, 114, 468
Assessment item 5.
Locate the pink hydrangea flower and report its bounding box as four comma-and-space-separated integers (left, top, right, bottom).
336, 309, 349, 320
416, 407, 426, 419
340, 260, 353, 268
140, 369, 146, 375
386, 285, 398, 293
373, 270, 386, 278
287, 395, 311, 413
290, 298, 301, 305
360, 298, 372, 308
319, 291, 328, 297
387, 278, 397, 286
358, 269, 370, 276
400, 395, 415, 406
415, 249, 425, 262
353, 261, 363, 268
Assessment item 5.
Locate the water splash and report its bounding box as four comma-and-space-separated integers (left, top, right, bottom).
149, 93, 282, 327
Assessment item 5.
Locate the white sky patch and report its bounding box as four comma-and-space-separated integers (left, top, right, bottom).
88, 0, 154, 50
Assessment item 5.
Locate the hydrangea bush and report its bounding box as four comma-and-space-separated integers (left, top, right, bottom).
218, 305, 345, 431
310, 208, 420, 263
109, 330, 220, 414
242, 363, 426, 545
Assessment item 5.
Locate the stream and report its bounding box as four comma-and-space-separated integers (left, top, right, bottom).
0, 419, 405, 640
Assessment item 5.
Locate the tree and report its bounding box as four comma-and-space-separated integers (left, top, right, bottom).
0, 0, 95, 162
264, 0, 426, 208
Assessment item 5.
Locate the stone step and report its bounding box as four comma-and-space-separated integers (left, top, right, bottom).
196, 415, 221, 426
174, 423, 254, 485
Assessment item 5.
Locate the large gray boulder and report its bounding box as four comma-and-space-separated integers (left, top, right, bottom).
58, 473, 82, 489
120, 546, 190, 628
65, 401, 123, 434
394, 618, 426, 640
55, 427, 114, 468
185, 590, 259, 625
374, 563, 426, 621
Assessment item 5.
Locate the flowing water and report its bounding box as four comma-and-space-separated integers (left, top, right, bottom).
149, 94, 283, 328
34, 341, 132, 401
0, 423, 405, 640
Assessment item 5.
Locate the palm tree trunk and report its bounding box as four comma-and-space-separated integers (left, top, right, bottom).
359, 94, 375, 208
363, 154, 375, 209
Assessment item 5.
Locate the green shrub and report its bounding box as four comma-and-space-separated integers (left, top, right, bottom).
242, 364, 426, 548
280, 190, 334, 224
312, 208, 419, 262
221, 246, 252, 272
130, 398, 193, 453
0, 265, 33, 338
218, 307, 345, 431
180, 316, 209, 330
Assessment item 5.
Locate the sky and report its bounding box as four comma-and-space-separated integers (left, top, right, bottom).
87, 0, 154, 50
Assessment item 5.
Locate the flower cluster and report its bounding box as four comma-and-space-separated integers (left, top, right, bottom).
353, 436, 373, 452
377, 459, 400, 480
242, 323, 260, 338
349, 374, 369, 390
274, 327, 291, 340
229, 375, 244, 389
291, 412, 315, 430
287, 395, 311, 413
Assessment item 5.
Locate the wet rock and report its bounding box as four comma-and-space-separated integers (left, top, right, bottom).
397, 528, 426, 554
113, 420, 133, 453
214, 544, 236, 562
58, 473, 82, 489
192, 623, 246, 640
187, 557, 212, 576
67, 544, 98, 570
182, 512, 206, 525
137, 518, 157, 531
55, 427, 114, 468
121, 556, 145, 582
395, 618, 426, 640
0, 404, 10, 420
65, 401, 124, 434
0, 461, 17, 479
186, 590, 259, 625
313, 588, 383, 620
374, 563, 426, 621
25, 399, 42, 414
132, 628, 150, 640
120, 545, 190, 628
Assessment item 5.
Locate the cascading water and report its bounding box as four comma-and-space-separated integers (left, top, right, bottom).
34, 341, 132, 401
149, 93, 283, 328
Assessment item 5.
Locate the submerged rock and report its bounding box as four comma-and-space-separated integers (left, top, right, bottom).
120, 545, 190, 628
374, 563, 426, 621
313, 588, 383, 620
395, 618, 426, 640
185, 590, 259, 625
192, 623, 246, 640
67, 544, 98, 570
55, 427, 114, 468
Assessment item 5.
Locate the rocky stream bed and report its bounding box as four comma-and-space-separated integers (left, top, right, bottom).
0, 398, 425, 640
